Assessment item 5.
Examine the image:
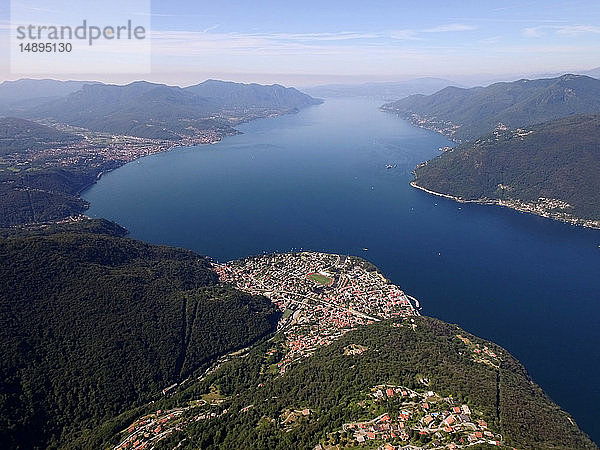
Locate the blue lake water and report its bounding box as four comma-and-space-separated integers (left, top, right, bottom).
83, 98, 600, 443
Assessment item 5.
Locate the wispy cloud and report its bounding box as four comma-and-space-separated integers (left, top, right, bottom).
422, 24, 476, 33
202, 24, 220, 33
556, 25, 600, 35
523, 26, 544, 37
268, 32, 381, 42
22, 6, 62, 14
524, 24, 600, 37
388, 29, 420, 40
149, 30, 428, 66
479, 36, 502, 45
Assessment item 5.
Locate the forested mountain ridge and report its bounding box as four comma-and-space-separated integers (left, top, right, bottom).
411, 114, 600, 227
23, 81, 233, 140
381, 74, 600, 142
17, 80, 322, 140
0, 222, 279, 448
0, 222, 596, 449
186, 79, 323, 109
84, 317, 597, 450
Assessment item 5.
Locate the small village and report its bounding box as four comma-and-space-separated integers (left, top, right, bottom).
213, 251, 419, 374
321, 384, 504, 450
114, 400, 227, 450
380, 110, 462, 141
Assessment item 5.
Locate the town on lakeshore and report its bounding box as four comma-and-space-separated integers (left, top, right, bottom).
214, 252, 419, 374
0, 126, 223, 182
113, 252, 513, 450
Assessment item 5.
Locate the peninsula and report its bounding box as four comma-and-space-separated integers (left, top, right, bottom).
410, 115, 600, 229
78, 250, 596, 450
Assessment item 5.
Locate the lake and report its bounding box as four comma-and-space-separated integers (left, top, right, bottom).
83, 98, 600, 443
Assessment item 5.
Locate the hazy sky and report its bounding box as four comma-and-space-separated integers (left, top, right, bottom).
1, 0, 599, 86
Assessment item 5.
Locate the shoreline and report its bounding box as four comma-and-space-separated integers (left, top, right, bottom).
75, 108, 307, 224
410, 180, 600, 231
74, 137, 226, 228
382, 110, 600, 232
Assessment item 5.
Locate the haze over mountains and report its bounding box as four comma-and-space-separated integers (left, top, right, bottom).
0, 79, 96, 115
0, 79, 323, 140
303, 77, 458, 100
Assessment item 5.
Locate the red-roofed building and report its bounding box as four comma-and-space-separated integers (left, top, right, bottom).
444, 415, 456, 425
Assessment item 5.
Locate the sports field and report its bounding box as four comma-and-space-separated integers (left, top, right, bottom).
306, 272, 333, 286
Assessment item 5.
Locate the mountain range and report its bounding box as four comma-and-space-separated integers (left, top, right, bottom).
1, 79, 322, 140
1, 74, 599, 449
0, 79, 96, 115
381, 74, 600, 142
0, 79, 322, 227
412, 114, 600, 226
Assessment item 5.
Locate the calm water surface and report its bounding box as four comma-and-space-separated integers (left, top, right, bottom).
84, 98, 600, 442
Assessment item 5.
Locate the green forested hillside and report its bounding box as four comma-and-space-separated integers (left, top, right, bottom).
0, 167, 99, 227
382, 74, 600, 141
0, 224, 279, 448
88, 317, 596, 450
21, 80, 321, 140
412, 114, 600, 223
0, 117, 81, 154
